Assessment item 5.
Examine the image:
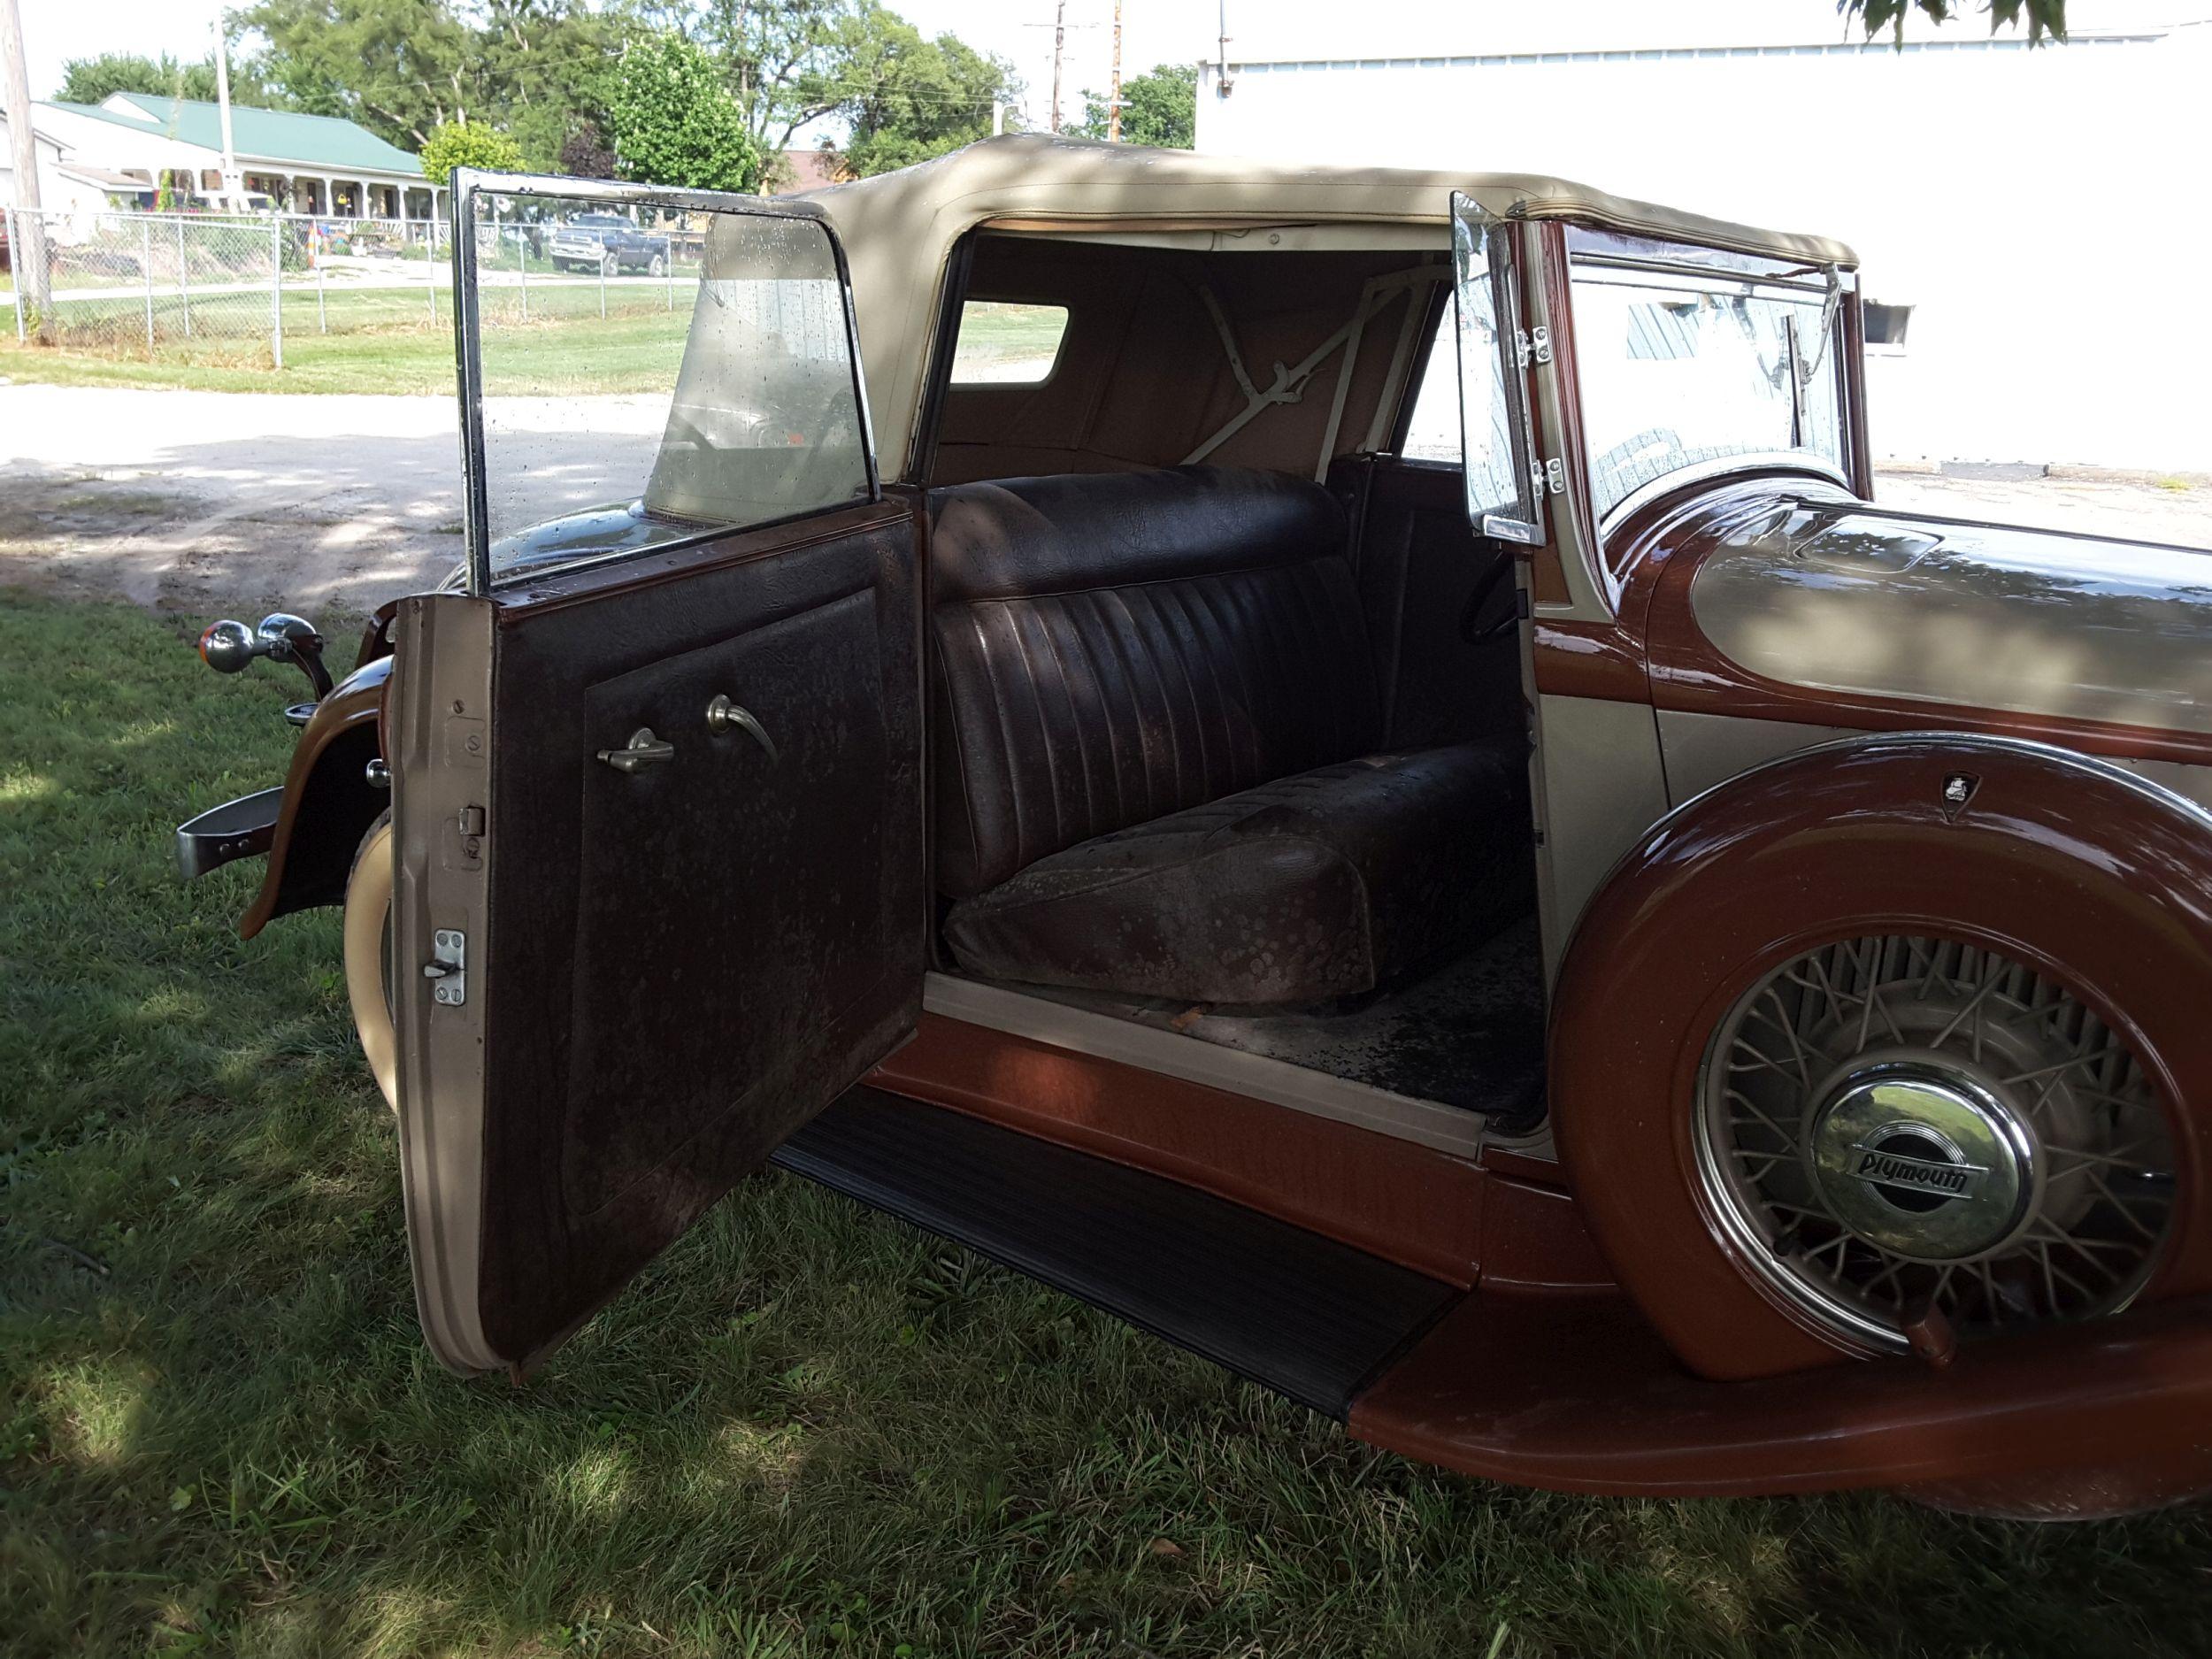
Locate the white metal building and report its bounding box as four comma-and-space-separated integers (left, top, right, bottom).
1196, 2, 2212, 472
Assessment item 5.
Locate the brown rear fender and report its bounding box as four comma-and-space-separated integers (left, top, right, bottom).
1548, 732, 2212, 1380
239, 654, 392, 940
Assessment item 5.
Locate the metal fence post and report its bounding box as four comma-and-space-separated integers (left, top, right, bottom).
665, 232, 674, 311
176, 218, 191, 338
425, 219, 435, 325
518, 225, 528, 323
598, 234, 607, 319
141, 217, 155, 351
316, 234, 327, 333
9, 210, 24, 342
270, 218, 284, 369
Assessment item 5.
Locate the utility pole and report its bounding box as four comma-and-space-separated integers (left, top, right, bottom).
1049, 0, 1065, 134
0, 0, 50, 337
213, 12, 241, 208
1107, 0, 1123, 142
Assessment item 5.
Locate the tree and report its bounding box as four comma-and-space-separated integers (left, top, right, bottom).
1840, 0, 2064, 42
55, 50, 285, 108
604, 31, 762, 191
419, 117, 526, 183
810, 3, 1012, 178
1073, 62, 1194, 149
557, 119, 616, 180
240, 0, 611, 151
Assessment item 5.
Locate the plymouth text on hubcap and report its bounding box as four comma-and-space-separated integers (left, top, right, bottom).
1696, 937, 2176, 1352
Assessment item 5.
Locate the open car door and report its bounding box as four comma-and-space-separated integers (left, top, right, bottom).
388, 171, 923, 1374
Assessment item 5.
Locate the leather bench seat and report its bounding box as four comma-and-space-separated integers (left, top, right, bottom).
928, 466, 1529, 1006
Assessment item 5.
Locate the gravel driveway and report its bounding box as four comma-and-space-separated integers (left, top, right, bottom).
2, 383, 2206, 623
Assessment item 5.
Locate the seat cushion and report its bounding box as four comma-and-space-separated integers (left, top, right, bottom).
941, 741, 1532, 1006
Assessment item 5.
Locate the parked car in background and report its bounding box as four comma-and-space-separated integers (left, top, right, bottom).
179, 142, 2212, 1523
549, 211, 668, 276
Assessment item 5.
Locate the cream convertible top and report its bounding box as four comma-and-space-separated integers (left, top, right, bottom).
801, 134, 1860, 480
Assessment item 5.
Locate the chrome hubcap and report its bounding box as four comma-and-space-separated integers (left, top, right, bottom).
1696, 937, 2176, 1352
1806, 1063, 2032, 1259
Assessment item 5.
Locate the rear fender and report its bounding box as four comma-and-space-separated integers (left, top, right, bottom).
239, 654, 392, 940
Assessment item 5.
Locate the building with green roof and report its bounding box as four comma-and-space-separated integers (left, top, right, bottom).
28, 92, 440, 219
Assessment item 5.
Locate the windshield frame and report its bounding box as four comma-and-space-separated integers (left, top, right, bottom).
1561, 223, 1861, 580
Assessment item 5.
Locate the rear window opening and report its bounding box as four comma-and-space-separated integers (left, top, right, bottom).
949, 301, 1070, 384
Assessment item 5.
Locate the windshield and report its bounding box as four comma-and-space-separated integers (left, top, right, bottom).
1571, 267, 1844, 518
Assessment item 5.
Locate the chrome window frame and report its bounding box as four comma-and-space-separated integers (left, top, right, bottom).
1449, 191, 1547, 548
446, 166, 881, 597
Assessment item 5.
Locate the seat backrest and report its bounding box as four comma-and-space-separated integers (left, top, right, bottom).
928, 466, 1379, 898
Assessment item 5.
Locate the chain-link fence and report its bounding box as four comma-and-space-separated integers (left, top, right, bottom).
2, 208, 454, 365
2, 205, 728, 372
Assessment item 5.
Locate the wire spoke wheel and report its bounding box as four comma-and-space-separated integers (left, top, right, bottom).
1695, 936, 2177, 1352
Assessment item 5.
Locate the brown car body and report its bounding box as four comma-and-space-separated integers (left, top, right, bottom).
182, 140, 2212, 1517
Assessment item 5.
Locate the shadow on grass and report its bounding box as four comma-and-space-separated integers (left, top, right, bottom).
3, 593, 2209, 1658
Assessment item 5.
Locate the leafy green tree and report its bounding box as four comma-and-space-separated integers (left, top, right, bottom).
1843, 0, 2064, 41
810, 2, 1012, 177
242, 0, 479, 146
54, 50, 285, 108
240, 0, 610, 150
1073, 62, 1194, 149
604, 31, 762, 190
419, 117, 526, 182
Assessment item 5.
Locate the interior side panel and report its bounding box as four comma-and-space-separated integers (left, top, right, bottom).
479, 506, 922, 1364
1342, 457, 1527, 753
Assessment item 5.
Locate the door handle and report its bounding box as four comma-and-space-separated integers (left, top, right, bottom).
705, 695, 778, 764
596, 726, 675, 772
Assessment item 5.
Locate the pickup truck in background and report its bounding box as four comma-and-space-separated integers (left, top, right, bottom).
549, 211, 668, 276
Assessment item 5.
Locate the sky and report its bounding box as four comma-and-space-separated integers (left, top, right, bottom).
21, 0, 2193, 126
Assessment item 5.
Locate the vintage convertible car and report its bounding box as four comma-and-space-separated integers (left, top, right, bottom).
177, 138, 2212, 1517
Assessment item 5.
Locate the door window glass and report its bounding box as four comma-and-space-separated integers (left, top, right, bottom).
463, 187, 872, 587
949, 301, 1070, 384
1571, 269, 1844, 519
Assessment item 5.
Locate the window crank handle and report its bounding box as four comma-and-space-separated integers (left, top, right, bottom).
705, 695, 778, 763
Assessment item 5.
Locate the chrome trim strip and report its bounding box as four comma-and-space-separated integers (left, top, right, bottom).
919, 972, 1494, 1162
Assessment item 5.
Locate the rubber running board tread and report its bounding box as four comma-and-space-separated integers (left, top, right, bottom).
772, 1086, 1458, 1418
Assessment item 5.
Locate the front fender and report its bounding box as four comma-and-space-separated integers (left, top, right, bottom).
1548, 731, 2212, 1379
238, 654, 392, 940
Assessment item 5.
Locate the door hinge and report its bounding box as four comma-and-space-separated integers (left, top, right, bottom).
1515, 325, 1554, 368
1531, 456, 1567, 495
423, 929, 467, 1006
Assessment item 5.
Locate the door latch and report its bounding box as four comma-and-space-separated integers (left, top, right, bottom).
423, 929, 467, 1006
596, 726, 675, 773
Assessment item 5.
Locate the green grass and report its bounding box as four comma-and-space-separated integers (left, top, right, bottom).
4, 591, 2211, 1656
1, 282, 694, 396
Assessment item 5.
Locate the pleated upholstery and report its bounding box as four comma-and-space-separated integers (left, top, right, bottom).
927, 468, 1380, 898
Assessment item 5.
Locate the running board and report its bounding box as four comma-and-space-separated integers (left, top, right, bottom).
772, 1087, 1459, 1419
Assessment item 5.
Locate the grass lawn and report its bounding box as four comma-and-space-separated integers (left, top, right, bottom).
0, 282, 695, 398
4, 590, 2210, 1656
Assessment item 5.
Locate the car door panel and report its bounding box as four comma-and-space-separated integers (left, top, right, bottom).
393, 173, 920, 1375
488, 507, 919, 1363
398, 502, 922, 1371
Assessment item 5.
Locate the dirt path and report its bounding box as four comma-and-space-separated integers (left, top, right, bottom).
3, 383, 2205, 626
0, 384, 660, 619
